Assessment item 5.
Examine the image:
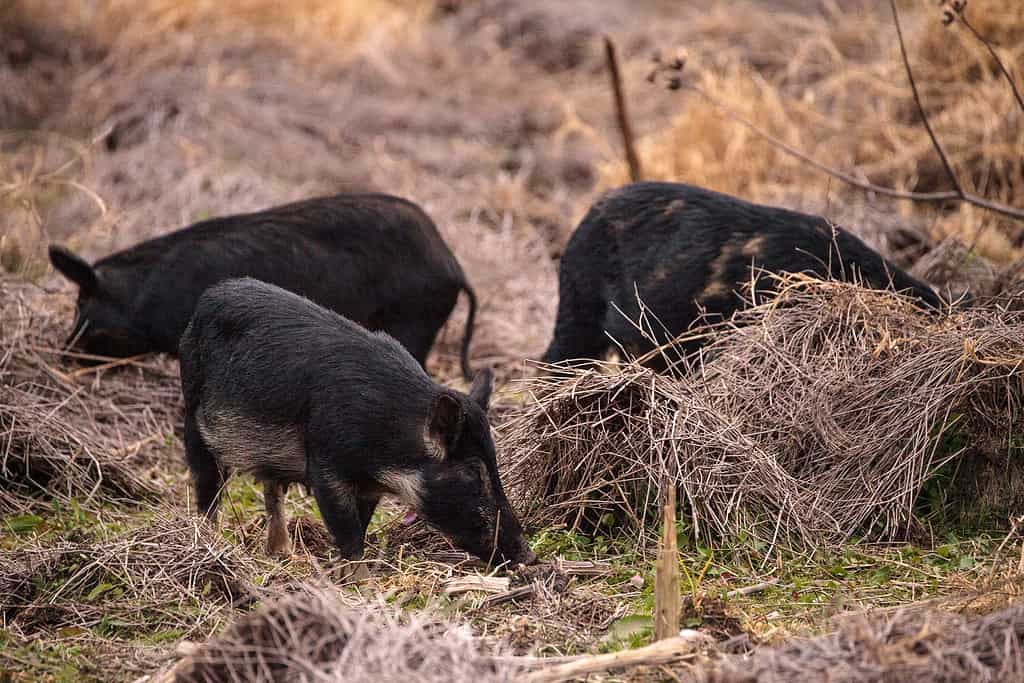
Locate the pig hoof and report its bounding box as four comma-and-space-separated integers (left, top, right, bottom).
336, 561, 371, 583
266, 537, 292, 557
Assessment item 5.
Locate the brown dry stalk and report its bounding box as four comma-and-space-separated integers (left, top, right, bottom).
654, 480, 681, 641
603, 35, 642, 183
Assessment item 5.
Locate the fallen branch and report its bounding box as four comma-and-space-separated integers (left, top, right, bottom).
725, 578, 780, 598
481, 584, 535, 608
442, 575, 510, 596
522, 632, 710, 683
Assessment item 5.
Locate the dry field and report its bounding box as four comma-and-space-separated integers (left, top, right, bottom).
2, 0, 1024, 681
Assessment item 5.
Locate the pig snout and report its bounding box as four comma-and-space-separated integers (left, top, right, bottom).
517, 546, 539, 566
493, 502, 537, 566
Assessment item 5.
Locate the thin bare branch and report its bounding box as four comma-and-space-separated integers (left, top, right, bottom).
603, 35, 643, 183
958, 14, 1024, 114
890, 0, 963, 197
646, 79, 1024, 221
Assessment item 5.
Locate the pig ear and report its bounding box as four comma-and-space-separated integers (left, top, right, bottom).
428, 392, 466, 457
49, 245, 98, 291
467, 367, 494, 412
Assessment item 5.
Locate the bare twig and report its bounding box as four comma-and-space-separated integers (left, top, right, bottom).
890, 0, 963, 197
604, 35, 643, 183
650, 80, 1024, 221
946, 4, 1024, 114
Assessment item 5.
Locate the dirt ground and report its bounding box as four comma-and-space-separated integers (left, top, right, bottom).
2, 0, 1024, 681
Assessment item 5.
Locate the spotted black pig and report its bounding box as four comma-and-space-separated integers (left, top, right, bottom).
543, 182, 943, 368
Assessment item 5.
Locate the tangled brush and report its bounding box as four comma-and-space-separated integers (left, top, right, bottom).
0, 274, 178, 513
503, 275, 1024, 550
172, 584, 521, 683
0, 511, 257, 639
694, 601, 1024, 683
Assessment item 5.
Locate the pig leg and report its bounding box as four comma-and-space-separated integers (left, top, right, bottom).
357, 492, 382, 540
542, 273, 610, 365
263, 481, 291, 556
183, 409, 226, 521
309, 473, 366, 560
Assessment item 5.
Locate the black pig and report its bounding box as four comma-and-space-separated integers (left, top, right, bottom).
48, 193, 478, 379
543, 182, 944, 367
179, 277, 535, 566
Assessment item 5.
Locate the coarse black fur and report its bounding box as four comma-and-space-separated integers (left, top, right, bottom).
48, 193, 478, 380
543, 182, 945, 368
179, 278, 534, 566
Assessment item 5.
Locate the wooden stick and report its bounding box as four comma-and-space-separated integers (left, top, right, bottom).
521, 633, 708, 683
725, 578, 779, 598
654, 477, 680, 641
604, 35, 643, 183
481, 584, 535, 608
442, 575, 510, 596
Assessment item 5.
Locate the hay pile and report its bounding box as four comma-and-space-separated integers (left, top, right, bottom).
173, 585, 520, 683
504, 276, 1024, 549
0, 512, 257, 642
0, 274, 179, 513
694, 601, 1024, 683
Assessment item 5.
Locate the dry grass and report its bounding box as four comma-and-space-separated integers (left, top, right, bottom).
6, 0, 431, 60
505, 276, 1024, 551
600, 0, 1024, 263
173, 584, 521, 683
0, 510, 257, 679
693, 600, 1024, 682
0, 274, 178, 514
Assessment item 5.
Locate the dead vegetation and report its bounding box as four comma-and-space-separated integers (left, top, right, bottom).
0, 274, 177, 514
164, 585, 520, 683
695, 600, 1024, 683
506, 275, 1024, 550
0, 511, 257, 679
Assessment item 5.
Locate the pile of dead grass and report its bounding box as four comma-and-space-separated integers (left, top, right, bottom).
504, 276, 1024, 550
0, 511, 257, 644
601, 0, 1024, 261
693, 601, 1024, 683
0, 274, 178, 513
170, 584, 520, 683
